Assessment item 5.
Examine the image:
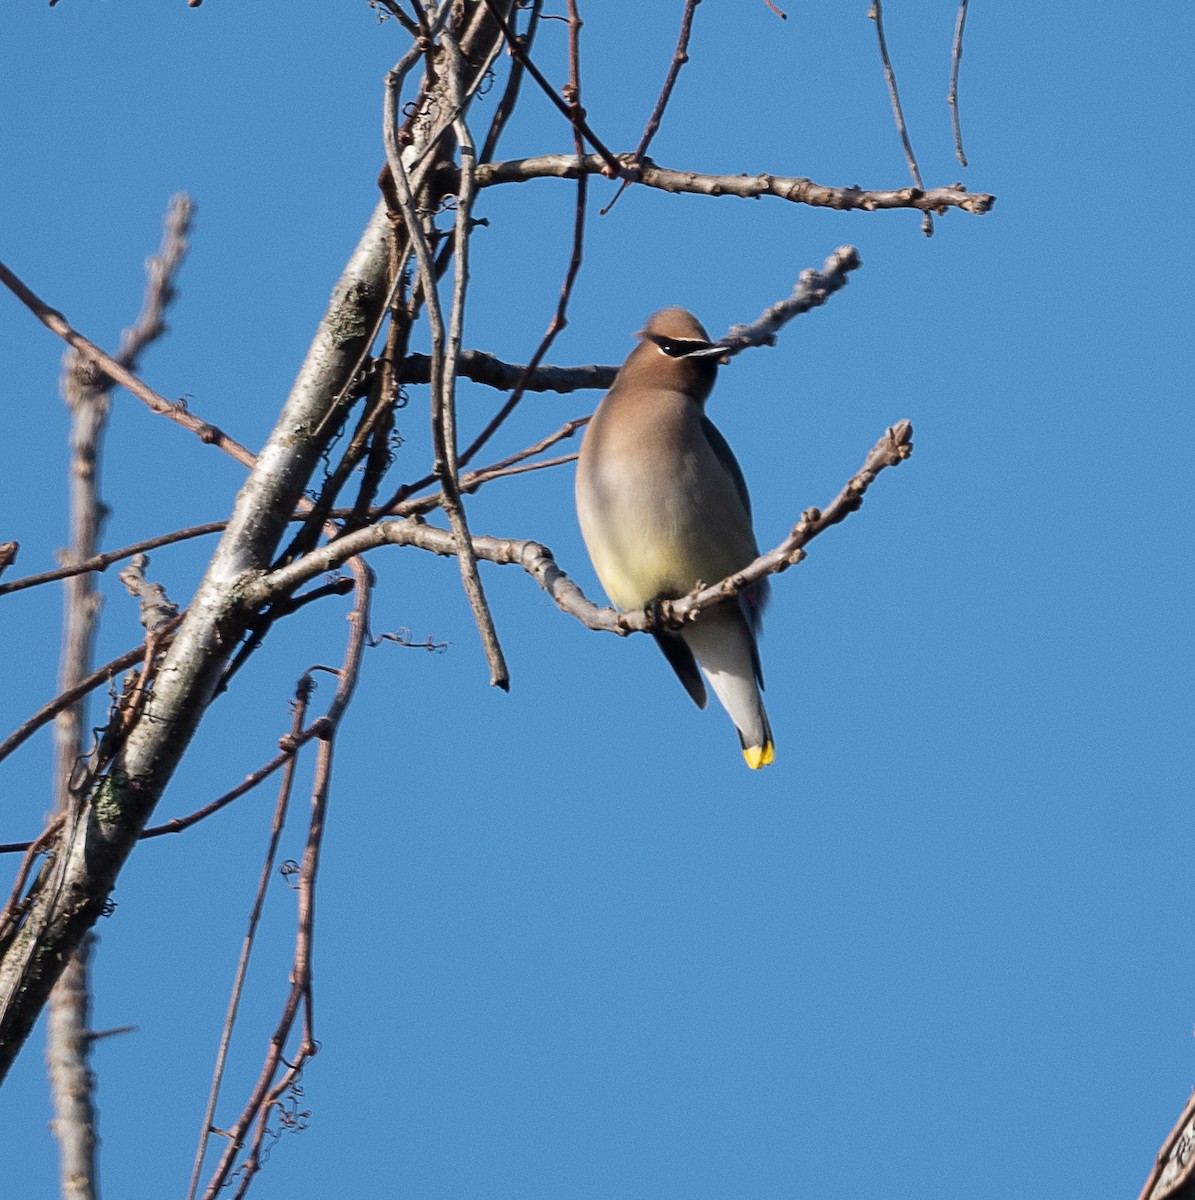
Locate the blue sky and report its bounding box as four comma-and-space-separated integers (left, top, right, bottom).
2, 2, 1193, 1197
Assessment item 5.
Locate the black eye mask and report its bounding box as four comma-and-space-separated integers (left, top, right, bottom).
648, 335, 721, 359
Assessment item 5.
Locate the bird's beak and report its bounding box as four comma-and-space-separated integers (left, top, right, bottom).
688, 343, 729, 360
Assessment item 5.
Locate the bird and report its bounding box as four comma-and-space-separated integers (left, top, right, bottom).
575, 307, 774, 769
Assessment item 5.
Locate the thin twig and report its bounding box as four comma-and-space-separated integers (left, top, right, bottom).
948, 0, 970, 167
0, 522, 226, 597
200, 561, 370, 1199
0, 259, 255, 468
0, 620, 181, 767
116, 194, 193, 365
478, 0, 626, 178
0, 816, 64, 945
443, 35, 510, 688
141, 723, 326, 841
602, 0, 701, 215
451, 141, 589, 477
479, 0, 542, 164
458, 451, 577, 489
385, 36, 510, 690
0, 723, 327, 854
448, 1, 591, 480
868, 0, 933, 236
711, 245, 862, 356
185, 678, 313, 1200
378, 415, 589, 516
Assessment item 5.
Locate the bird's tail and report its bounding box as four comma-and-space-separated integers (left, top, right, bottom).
682, 609, 774, 770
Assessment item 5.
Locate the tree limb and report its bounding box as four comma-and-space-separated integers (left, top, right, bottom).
0, 0, 519, 1086
240, 421, 913, 638
473, 153, 994, 215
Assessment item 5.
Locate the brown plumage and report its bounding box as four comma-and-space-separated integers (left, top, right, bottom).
575, 308, 774, 769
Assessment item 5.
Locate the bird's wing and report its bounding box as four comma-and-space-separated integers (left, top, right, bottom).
700, 415, 753, 518
699, 414, 770, 633
653, 631, 708, 709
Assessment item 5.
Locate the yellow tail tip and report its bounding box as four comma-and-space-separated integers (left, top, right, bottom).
742, 741, 775, 770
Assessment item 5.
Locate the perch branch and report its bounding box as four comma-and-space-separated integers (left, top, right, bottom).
240, 422, 913, 639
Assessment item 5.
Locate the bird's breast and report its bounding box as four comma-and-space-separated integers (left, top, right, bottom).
576, 392, 758, 610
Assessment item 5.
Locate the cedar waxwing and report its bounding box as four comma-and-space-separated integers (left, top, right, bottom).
575, 308, 775, 769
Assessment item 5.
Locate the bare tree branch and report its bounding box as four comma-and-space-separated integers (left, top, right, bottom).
1139, 1089, 1195, 1200
0, 258, 254, 470
398, 349, 615, 393
949, 0, 971, 168
199, 561, 371, 1199
712, 246, 862, 355
478, 0, 625, 178
0, 523, 225, 598
240, 420, 912, 649
186, 678, 313, 1200
46, 933, 101, 1200
602, 0, 701, 215
869, 0, 933, 236
473, 153, 994, 215
0, 0, 519, 1085
46, 193, 189, 1200
385, 30, 510, 690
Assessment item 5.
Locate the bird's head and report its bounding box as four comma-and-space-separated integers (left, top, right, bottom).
623, 307, 726, 400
